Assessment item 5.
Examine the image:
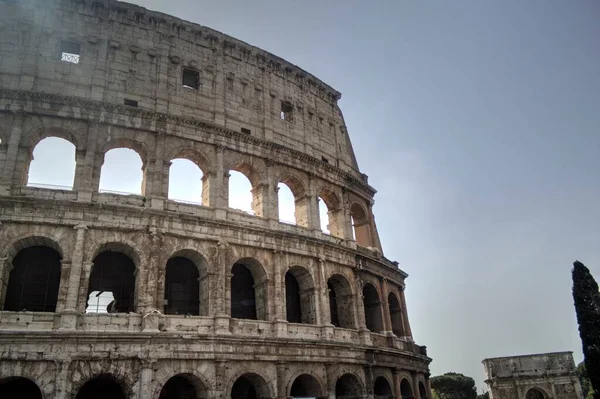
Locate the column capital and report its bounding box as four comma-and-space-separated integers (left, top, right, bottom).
73, 224, 88, 230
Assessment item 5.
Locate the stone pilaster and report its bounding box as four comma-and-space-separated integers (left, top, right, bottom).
380, 278, 393, 335
0, 111, 25, 194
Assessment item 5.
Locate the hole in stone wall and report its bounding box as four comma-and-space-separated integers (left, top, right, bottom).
27, 137, 76, 190
241, 127, 251, 134
124, 98, 138, 107
182, 68, 200, 89
60, 40, 80, 64
281, 101, 293, 121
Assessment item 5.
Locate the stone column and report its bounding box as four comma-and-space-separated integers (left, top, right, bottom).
140, 229, 162, 314
0, 257, 12, 310
137, 360, 155, 399
412, 373, 421, 399
325, 363, 336, 399
276, 362, 288, 399
364, 365, 374, 399
380, 278, 393, 335
77, 261, 94, 313
74, 122, 99, 202
317, 259, 334, 340
90, 152, 105, 193
0, 111, 25, 194
55, 260, 71, 314
53, 360, 71, 399
252, 182, 270, 218
145, 132, 167, 209
308, 176, 321, 232
393, 369, 402, 399
399, 288, 413, 339
61, 225, 87, 324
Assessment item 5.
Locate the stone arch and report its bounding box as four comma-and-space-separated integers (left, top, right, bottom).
230, 257, 268, 320
98, 138, 148, 195
24, 135, 77, 190
276, 172, 309, 227
164, 249, 210, 316
400, 378, 413, 399
373, 376, 393, 399
350, 202, 372, 247
525, 387, 548, 399
167, 147, 212, 205
74, 374, 128, 399
418, 381, 428, 399
387, 291, 404, 336
285, 265, 317, 324
0, 376, 44, 399
363, 282, 384, 333
227, 371, 273, 399
87, 242, 140, 313
335, 373, 364, 399
1, 235, 65, 312
288, 373, 325, 398
327, 273, 356, 329
68, 360, 139, 399
168, 146, 212, 174
158, 373, 209, 399
317, 186, 343, 237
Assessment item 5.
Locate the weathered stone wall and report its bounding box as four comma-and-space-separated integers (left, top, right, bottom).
0, 0, 431, 398
483, 352, 583, 399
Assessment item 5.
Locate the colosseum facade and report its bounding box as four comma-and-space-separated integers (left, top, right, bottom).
0, 0, 432, 398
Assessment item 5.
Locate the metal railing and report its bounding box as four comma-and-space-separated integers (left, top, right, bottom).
26, 182, 73, 191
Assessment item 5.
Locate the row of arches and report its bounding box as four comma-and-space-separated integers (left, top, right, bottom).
23, 136, 376, 247
1, 243, 407, 336
0, 372, 428, 399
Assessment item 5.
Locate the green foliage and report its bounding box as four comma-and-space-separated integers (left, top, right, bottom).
577, 361, 596, 399
572, 261, 600, 398
476, 392, 489, 399
430, 373, 477, 399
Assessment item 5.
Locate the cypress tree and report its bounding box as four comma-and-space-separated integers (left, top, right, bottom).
572, 261, 600, 398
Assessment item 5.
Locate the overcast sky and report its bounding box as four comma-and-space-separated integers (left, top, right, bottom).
28, 0, 600, 391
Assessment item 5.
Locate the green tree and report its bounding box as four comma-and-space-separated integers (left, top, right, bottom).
572, 261, 600, 399
577, 361, 596, 399
430, 373, 477, 399
476, 392, 489, 399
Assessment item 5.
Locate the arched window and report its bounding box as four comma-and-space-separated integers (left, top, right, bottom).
526, 388, 546, 399
318, 197, 330, 234
168, 158, 203, 205
27, 137, 76, 190
229, 171, 254, 214
278, 182, 296, 224
165, 257, 200, 316
0, 377, 43, 399
286, 266, 317, 324
231, 374, 270, 399
159, 374, 208, 399
99, 148, 144, 195
4, 246, 62, 312
76, 375, 126, 399
363, 283, 384, 332
317, 187, 343, 237
335, 374, 362, 399
350, 203, 371, 247
327, 275, 355, 329
87, 251, 136, 313
374, 377, 393, 399
419, 382, 429, 399
230, 259, 267, 320
400, 379, 413, 399
290, 374, 323, 398
388, 292, 404, 336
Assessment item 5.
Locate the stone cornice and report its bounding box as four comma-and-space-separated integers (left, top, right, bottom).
0, 88, 376, 197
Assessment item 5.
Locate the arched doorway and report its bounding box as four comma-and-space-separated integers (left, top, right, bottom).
526, 388, 546, 399
0, 377, 43, 399
76, 375, 126, 399
373, 376, 393, 399
290, 374, 323, 398
335, 374, 362, 399
362, 283, 383, 332
4, 246, 62, 312
231, 373, 270, 399
400, 379, 413, 399
159, 374, 207, 399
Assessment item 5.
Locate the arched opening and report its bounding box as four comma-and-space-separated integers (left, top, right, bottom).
76, 375, 126, 399
526, 388, 546, 399
290, 374, 322, 398
228, 170, 254, 214
317, 188, 342, 237
231, 373, 270, 399
373, 377, 393, 399
419, 382, 428, 399
99, 148, 144, 195
335, 374, 362, 399
27, 137, 76, 190
87, 250, 136, 313
400, 379, 413, 399
350, 203, 371, 247
285, 266, 317, 324
165, 257, 200, 316
318, 197, 330, 234
0, 377, 43, 399
278, 182, 296, 225
4, 246, 62, 312
363, 283, 384, 332
168, 158, 204, 205
327, 275, 355, 329
230, 259, 267, 320
388, 292, 404, 336
159, 374, 207, 399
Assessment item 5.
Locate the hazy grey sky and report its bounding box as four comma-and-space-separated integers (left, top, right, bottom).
28, 0, 600, 391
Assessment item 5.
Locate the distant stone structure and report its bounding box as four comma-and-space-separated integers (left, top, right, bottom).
482, 352, 583, 399
0, 0, 431, 397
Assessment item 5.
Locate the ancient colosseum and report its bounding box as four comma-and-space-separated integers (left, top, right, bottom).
0, 0, 432, 398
